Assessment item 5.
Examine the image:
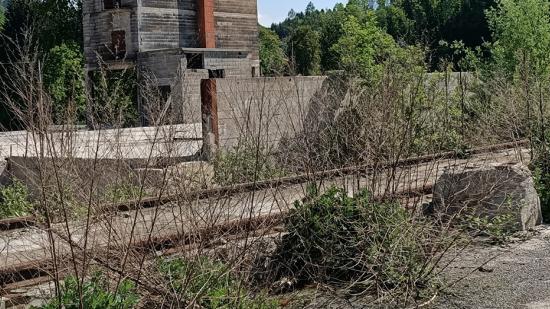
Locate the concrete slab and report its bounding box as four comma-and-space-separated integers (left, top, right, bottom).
0, 124, 202, 160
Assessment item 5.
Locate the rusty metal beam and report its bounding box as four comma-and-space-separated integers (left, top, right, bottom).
197, 0, 216, 48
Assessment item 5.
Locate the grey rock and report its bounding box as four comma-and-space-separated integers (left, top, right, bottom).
432, 163, 542, 231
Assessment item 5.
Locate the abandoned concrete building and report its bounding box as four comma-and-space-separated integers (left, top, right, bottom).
83, 0, 260, 124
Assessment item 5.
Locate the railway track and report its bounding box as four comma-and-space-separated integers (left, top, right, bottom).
0, 141, 530, 305
0, 139, 529, 230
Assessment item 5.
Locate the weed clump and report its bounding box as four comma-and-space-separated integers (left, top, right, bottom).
37, 273, 139, 309
0, 180, 33, 219
157, 257, 277, 309
212, 145, 286, 186
103, 183, 142, 203
267, 187, 442, 298
461, 212, 516, 244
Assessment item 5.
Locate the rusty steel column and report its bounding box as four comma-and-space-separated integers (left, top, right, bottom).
197, 0, 216, 48
201, 79, 219, 159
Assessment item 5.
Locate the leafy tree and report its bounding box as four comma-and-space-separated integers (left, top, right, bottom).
36, 0, 82, 52
259, 26, 287, 75
319, 5, 347, 71
288, 25, 321, 75
305, 1, 316, 15
0, 0, 84, 130
1, 0, 37, 46
43, 43, 86, 124
1, 0, 81, 53
376, 0, 493, 68
332, 13, 402, 78
487, 0, 550, 76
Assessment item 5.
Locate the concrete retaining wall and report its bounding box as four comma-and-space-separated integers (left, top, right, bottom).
201, 76, 334, 153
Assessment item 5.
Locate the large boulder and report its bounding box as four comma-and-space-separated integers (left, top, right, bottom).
432, 163, 542, 231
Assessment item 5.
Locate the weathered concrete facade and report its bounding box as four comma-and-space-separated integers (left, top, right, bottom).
200, 76, 333, 155
83, 0, 260, 123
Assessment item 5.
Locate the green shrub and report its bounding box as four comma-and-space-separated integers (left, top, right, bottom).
158, 257, 277, 309
41, 185, 87, 221
270, 187, 440, 295
462, 213, 516, 244
37, 273, 139, 309
0, 180, 34, 218
43, 43, 87, 124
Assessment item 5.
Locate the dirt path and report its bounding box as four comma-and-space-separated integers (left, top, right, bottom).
436, 225, 550, 309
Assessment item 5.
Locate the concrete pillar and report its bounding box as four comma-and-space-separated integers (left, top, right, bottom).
201, 79, 219, 159
197, 0, 216, 48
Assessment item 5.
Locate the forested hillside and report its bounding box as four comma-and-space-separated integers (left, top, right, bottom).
261, 0, 495, 75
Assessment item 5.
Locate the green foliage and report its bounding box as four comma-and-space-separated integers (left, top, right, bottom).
103, 183, 142, 203
89, 69, 139, 128
287, 25, 321, 75
37, 273, 139, 309
272, 187, 438, 294
42, 185, 87, 221
43, 43, 86, 124
158, 257, 277, 309
212, 146, 286, 186
259, 27, 287, 76
271, 0, 494, 71
0, 0, 81, 52
532, 150, 550, 222
462, 212, 516, 244
0, 180, 33, 218
331, 13, 404, 79
35, 0, 82, 52
487, 0, 550, 77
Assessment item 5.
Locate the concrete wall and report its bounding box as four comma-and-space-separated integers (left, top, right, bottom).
171, 70, 210, 124
201, 77, 329, 152
214, 0, 259, 62
0, 124, 203, 200
204, 50, 254, 77
139, 0, 200, 51
83, 0, 139, 67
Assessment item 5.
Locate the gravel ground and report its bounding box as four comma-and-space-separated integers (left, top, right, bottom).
435, 225, 550, 309
280, 225, 550, 309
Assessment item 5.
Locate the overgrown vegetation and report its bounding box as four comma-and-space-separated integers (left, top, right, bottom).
89, 69, 139, 128
461, 212, 516, 244
532, 146, 550, 222
157, 257, 277, 309
43, 42, 86, 124
212, 145, 286, 185
103, 183, 142, 203
0, 180, 33, 218
259, 27, 287, 76
2, 0, 550, 307
36, 274, 139, 309
264, 187, 449, 300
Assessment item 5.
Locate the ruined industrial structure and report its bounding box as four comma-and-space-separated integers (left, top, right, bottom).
83, 0, 260, 124
83, 0, 329, 155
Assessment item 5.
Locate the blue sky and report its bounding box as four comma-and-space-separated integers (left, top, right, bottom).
258, 0, 344, 26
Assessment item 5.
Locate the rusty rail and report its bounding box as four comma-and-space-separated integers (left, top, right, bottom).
0, 136, 527, 295
0, 140, 528, 232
